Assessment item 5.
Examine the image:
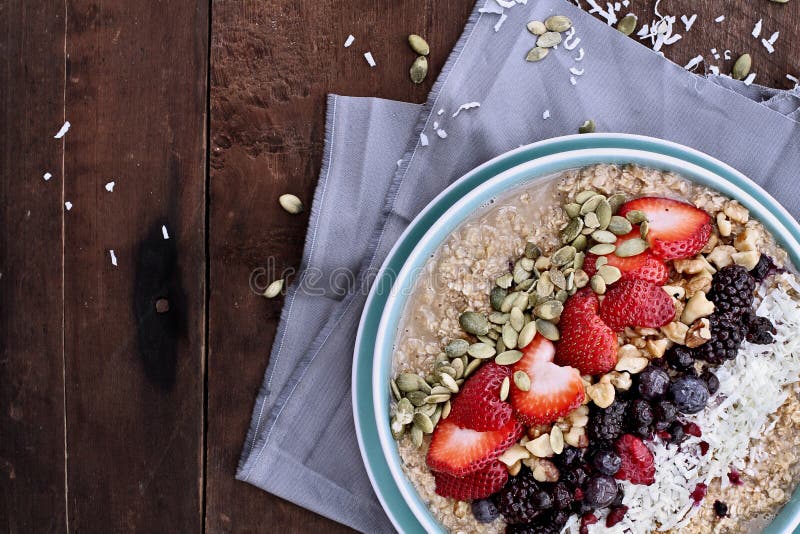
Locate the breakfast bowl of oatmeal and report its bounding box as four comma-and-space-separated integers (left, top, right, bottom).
352, 135, 800, 534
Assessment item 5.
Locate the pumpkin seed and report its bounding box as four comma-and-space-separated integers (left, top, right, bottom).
490, 286, 508, 311
442, 399, 452, 419
407, 390, 428, 407
436, 352, 450, 365
417, 402, 437, 417
550, 426, 565, 454
440, 373, 459, 393
555, 289, 569, 302
495, 273, 513, 289
396, 373, 423, 392
425, 373, 437, 385
496, 350, 524, 366
545, 15, 573, 32
552, 246, 577, 266
595, 256, 608, 269
534, 255, 551, 271
558, 218, 583, 244
520, 258, 535, 272
395, 398, 414, 421
430, 385, 451, 396
536, 31, 562, 48
424, 393, 451, 404
502, 322, 518, 349
591, 230, 618, 244
571, 235, 588, 252
500, 292, 518, 313
578, 120, 596, 134
573, 252, 585, 269
437, 366, 457, 380
390, 379, 402, 401
598, 264, 622, 285
608, 193, 627, 213
536, 319, 560, 341
590, 275, 607, 295
525, 47, 550, 62
580, 195, 604, 215
513, 292, 529, 310
574, 269, 589, 289
445, 339, 469, 358
468, 342, 496, 359
596, 199, 612, 229
550, 268, 567, 290
732, 53, 752, 80
589, 243, 616, 255
615, 237, 649, 257
514, 263, 532, 284
534, 299, 563, 320
564, 203, 582, 218
517, 321, 537, 348
640, 220, 650, 238
430, 405, 443, 427
617, 14, 637, 36
450, 357, 465, 379
495, 337, 506, 354
575, 190, 598, 204
566, 271, 575, 291
513, 370, 532, 391
527, 19, 547, 34
408, 34, 430, 55
510, 307, 525, 331
500, 376, 511, 401
582, 212, 599, 229
608, 215, 633, 235
410, 425, 424, 447
410, 56, 428, 84
460, 311, 489, 335
279, 193, 304, 214
413, 412, 434, 434
391, 417, 405, 439
489, 312, 510, 324
464, 358, 482, 377
536, 272, 554, 297
262, 278, 284, 298
517, 278, 535, 292
625, 209, 647, 224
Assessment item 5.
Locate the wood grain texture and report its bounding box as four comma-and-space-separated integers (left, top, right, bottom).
61, 0, 208, 531
0, 2, 67, 532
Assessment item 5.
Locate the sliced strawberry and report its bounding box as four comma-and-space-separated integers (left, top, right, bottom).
614, 434, 655, 485
426, 418, 523, 476
448, 362, 513, 431
599, 279, 675, 331
555, 288, 618, 375
511, 334, 585, 425
433, 460, 509, 500
618, 197, 712, 261
583, 229, 669, 285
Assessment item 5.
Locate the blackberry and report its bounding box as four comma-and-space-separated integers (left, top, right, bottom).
551, 482, 574, 510
554, 446, 586, 470
751, 255, 777, 281
694, 313, 746, 364
584, 475, 619, 508
549, 509, 571, 528
666, 345, 696, 371
588, 400, 629, 444
670, 376, 710, 414
629, 399, 654, 430
707, 265, 755, 317
611, 486, 625, 507
495, 470, 547, 524
472, 498, 500, 523
563, 466, 589, 489
654, 401, 678, 430
745, 315, 776, 345
592, 449, 622, 476
637, 365, 671, 400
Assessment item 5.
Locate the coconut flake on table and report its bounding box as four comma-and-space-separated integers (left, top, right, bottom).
363, 52, 376, 67
109, 250, 118, 266
684, 55, 703, 71
752, 18, 763, 38
569, 76, 578, 86
419, 132, 429, 146
724, 49, 732, 60
493, 12, 508, 32
105, 181, 115, 192
714, 15, 725, 23
162, 225, 170, 239
681, 13, 697, 31
54, 121, 70, 139
762, 38, 775, 54
563, 28, 581, 51
436, 129, 447, 139
433, 121, 439, 129
542, 109, 551, 120
43, 172, 52, 181
64, 201, 72, 211
452, 102, 481, 117
743, 72, 757, 86
493, 0, 516, 8
437, 108, 444, 116
584, 0, 618, 25
343, 34, 355, 48
569, 66, 584, 76
478, 0, 504, 14
788, 74, 799, 88
574, 48, 585, 61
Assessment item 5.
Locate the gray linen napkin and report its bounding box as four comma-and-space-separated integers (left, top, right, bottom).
237, 0, 800, 532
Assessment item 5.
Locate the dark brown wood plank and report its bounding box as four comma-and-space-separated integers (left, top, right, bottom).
0, 2, 67, 532
61, 1, 208, 531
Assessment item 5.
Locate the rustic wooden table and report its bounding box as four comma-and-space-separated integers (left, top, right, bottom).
2, 1, 797, 532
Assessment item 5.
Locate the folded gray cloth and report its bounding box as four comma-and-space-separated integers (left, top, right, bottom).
237, 1, 800, 532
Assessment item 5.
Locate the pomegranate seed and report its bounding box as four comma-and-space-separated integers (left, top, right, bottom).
728, 469, 743, 486
580, 513, 599, 534
606, 505, 629, 527
691, 483, 708, 505
699, 441, 710, 455
684, 422, 702, 437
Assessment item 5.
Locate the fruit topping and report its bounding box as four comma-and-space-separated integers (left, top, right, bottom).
614, 434, 656, 485
433, 460, 509, 501
599, 279, 675, 331
471, 498, 500, 523
690, 482, 708, 505
636, 365, 671, 400
665, 345, 695, 371
584, 475, 619, 508
708, 265, 756, 318
751, 254, 777, 281
583, 229, 670, 285
448, 362, 513, 431
555, 289, 618, 375
669, 376, 710, 414
618, 197, 712, 261
692, 313, 746, 364
606, 505, 629, 527
579, 513, 598, 534
744, 314, 776, 345
592, 449, 622, 476
426, 418, 523, 476
713, 500, 729, 518
494, 469, 553, 524
588, 399, 629, 445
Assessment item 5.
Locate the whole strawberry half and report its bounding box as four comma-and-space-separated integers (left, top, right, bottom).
448, 362, 513, 431
614, 433, 656, 485
599, 278, 675, 331
433, 460, 509, 500
426, 418, 523, 477
583, 229, 669, 285
555, 288, 618, 375
511, 334, 585, 425
618, 197, 712, 261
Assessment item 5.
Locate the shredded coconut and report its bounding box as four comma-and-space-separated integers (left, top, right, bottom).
437, 109, 445, 116
54, 121, 70, 139
433, 121, 439, 129
364, 52, 376, 67
419, 132, 429, 147
452, 102, 481, 117
569, 75, 578, 86
563, 28, 581, 51
43, 172, 52, 181
743, 72, 757, 86
542, 110, 551, 120
162, 225, 170, 240
684, 55, 704, 71
436, 129, 448, 139
574, 48, 585, 61
493, 12, 508, 32
584, 0, 618, 25
681, 14, 697, 31
109, 250, 118, 266
344, 34, 355, 48
105, 181, 115, 192
714, 15, 725, 23
752, 19, 763, 38
787, 74, 799, 88
569, 66, 585, 76
64, 201, 72, 211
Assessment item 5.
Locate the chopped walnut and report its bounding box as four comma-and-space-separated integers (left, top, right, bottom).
724, 200, 750, 224
662, 321, 689, 345
733, 250, 761, 271
707, 245, 737, 269
685, 318, 712, 348
716, 212, 732, 237
681, 291, 716, 325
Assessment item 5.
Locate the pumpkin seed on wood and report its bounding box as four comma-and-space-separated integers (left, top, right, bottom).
445, 339, 469, 358
591, 230, 618, 244
589, 243, 616, 255
407, 390, 428, 406
564, 203, 582, 218
536, 319, 560, 341
552, 246, 577, 266
571, 234, 588, 252
575, 190, 598, 204
408, 34, 430, 55
390, 379, 402, 401
410, 56, 428, 84
525, 242, 542, 259
545, 15, 572, 32
598, 264, 622, 285
560, 217, 584, 243
615, 237, 648, 257
578, 120, 596, 134
617, 14, 637, 36
625, 209, 647, 224
510, 307, 525, 332
500, 376, 511, 401
536, 31, 562, 48
527, 20, 548, 35
440, 373, 459, 393
596, 199, 612, 229
468, 342, 496, 359
590, 274, 607, 295
513, 370, 532, 391
733, 53, 752, 80
608, 193, 627, 213
580, 194, 604, 215
411, 425, 424, 447
496, 350, 524, 365
534, 299, 563, 320
525, 47, 550, 62
442, 399, 452, 419
502, 322, 518, 349
279, 193, 304, 214
608, 215, 633, 235
464, 358, 482, 377
460, 311, 489, 335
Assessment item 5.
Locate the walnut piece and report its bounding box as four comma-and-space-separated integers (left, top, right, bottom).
685, 318, 712, 348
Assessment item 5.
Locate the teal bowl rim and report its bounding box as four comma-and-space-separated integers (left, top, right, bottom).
352, 134, 800, 534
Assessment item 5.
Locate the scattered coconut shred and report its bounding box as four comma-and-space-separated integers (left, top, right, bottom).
563, 273, 800, 533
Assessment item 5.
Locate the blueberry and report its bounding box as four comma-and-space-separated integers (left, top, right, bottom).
701, 370, 720, 395
637, 365, 671, 400
592, 449, 621, 476
531, 490, 553, 511
751, 255, 776, 281
654, 401, 678, 430
549, 509, 571, 527
630, 399, 654, 427
471, 498, 500, 523
611, 486, 625, 507
555, 446, 586, 468
670, 376, 710, 414
668, 421, 686, 443
666, 346, 695, 372
563, 466, 588, 488
584, 475, 619, 509
551, 482, 573, 510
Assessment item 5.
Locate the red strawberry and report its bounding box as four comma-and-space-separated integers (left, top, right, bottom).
555, 289, 618, 375
432, 460, 509, 500
583, 229, 669, 285
426, 418, 523, 476
599, 279, 675, 331
511, 334, 585, 425
618, 197, 712, 261
448, 362, 513, 431
614, 434, 655, 485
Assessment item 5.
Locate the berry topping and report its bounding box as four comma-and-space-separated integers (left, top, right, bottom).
707, 265, 756, 318
583, 229, 669, 285
751, 254, 777, 281
614, 434, 656, 485
426, 418, 523, 476
728, 469, 743, 486
653, 401, 678, 431
511, 335, 585, 425
471, 497, 500, 523
563, 466, 589, 489
629, 399, 654, 434
670, 376, 710, 414
683, 422, 702, 437
599, 279, 675, 331
494, 469, 551, 524
606, 505, 629, 527
693, 313, 746, 364
713, 500, 729, 518
555, 289, 618, 375
448, 362, 513, 431
579, 513, 598, 534
551, 482, 574, 510
618, 197, 712, 261
701, 370, 720, 395
665, 345, 696, 371
668, 421, 687, 444
745, 315, 776, 345
554, 446, 586, 469
637, 365, 671, 400
592, 449, 622, 476
433, 460, 509, 500
690, 483, 708, 505
584, 475, 619, 508
589, 399, 629, 445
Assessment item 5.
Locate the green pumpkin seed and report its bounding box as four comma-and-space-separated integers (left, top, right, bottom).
514, 263, 532, 284
575, 190, 598, 204
550, 268, 567, 290
430, 385, 451, 396
608, 193, 627, 213
460, 311, 489, 335
442, 399, 452, 419
536, 319, 560, 341
591, 230, 618, 244
410, 425, 424, 447
424, 393, 451, 404
617, 14, 637, 36
500, 292, 518, 313
395, 398, 414, 421
500, 376, 511, 401
496, 273, 514, 289
408, 34, 430, 55
502, 322, 518, 349
534, 299, 563, 320
517, 321, 537, 348
598, 265, 622, 285
595, 256, 608, 269
413, 412, 434, 434
262, 278, 284, 298
417, 402, 437, 417
571, 235, 588, 252
534, 255, 551, 271
525, 242, 541, 259
520, 258, 535, 271
732, 53, 752, 80
525, 47, 550, 62
517, 278, 535, 292
580, 195, 605, 215
625, 210, 647, 224
513, 370, 532, 392
437, 366, 457, 381
589, 243, 616, 255
545, 15, 573, 32
513, 292, 529, 310
489, 312, 510, 324
608, 215, 633, 235
596, 199, 612, 229
390, 379, 402, 401
490, 286, 508, 311
640, 220, 650, 238
279, 194, 304, 214
555, 289, 570, 302
468, 342, 496, 359
573, 252, 585, 270
536, 31, 562, 48
615, 237, 648, 257
464, 358, 482, 377
527, 20, 547, 35
560, 218, 584, 243
445, 339, 469, 358
510, 307, 525, 331
574, 269, 589, 289
396, 373, 423, 392
564, 203, 582, 218
430, 405, 442, 427
552, 246, 577, 267
391, 417, 405, 439
583, 212, 599, 229
495, 337, 506, 353
590, 275, 606, 295
425, 373, 437, 385
578, 120, 596, 134
440, 373, 459, 393
496, 350, 524, 365
407, 390, 428, 407
566, 271, 575, 291
436, 352, 450, 365
450, 357, 465, 379
536, 272, 554, 297
410, 56, 428, 84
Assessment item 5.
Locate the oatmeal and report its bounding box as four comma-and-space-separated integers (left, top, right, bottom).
388, 164, 800, 533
